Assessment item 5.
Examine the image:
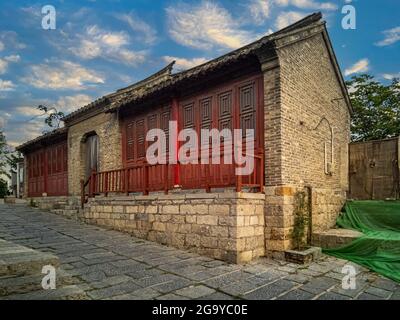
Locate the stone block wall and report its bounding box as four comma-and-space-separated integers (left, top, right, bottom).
80, 192, 265, 263
67, 112, 122, 196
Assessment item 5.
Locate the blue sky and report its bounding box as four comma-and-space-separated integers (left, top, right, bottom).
0, 0, 399, 147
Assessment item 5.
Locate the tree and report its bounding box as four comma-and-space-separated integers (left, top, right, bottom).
0, 179, 7, 198
37, 105, 65, 129
346, 74, 400, 142
0, 131, 22, 179
0, 131, 9, 178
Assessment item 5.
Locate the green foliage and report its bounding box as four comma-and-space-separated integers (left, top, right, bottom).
7, 152, 22, 175
291, 191, 309, 250
0, 179, 7, 198
37, 105, 65, 129
0, 130, 21, 179
0, 131, 10, 178
346, 74, 400, 142
29, 198, 37, 207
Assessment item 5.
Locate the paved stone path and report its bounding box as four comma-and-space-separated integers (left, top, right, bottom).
0, 204, 399, 300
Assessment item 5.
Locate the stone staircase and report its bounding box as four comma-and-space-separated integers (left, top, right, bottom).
47, 198, 81, 220
0, 239, 87, 300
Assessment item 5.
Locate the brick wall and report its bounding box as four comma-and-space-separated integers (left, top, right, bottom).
67, 112, 122, 196
261, 28, 350, 254
80, 192, 265, 263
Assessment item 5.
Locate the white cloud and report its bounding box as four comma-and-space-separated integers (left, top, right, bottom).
0, 31, 26, 50
4, 55, 20, 63
0, 41, 4, 51
163, 56, 208, 71
5, 118, 44, 147
0, 113, 11, 128
115, 12, 157, 45
67, 25, 147, 66
0, 79, 16, 91
166, 1, 258, 50
382, 73, 400, 80
248, 0, 271, 25
276, 11, 306, 29
54, 94, 93, 113
0, 55, 21, 74
15, 106, 44, 117
21, 60, 105, 90
275, 0, 337, 10
15, 94, 94, 117
375, 26, 400, 46
344, 59, 370, 76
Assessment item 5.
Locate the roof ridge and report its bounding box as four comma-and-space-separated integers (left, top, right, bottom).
115, 61, 175, 94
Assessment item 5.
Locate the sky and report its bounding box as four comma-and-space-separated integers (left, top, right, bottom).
0, 0, 399, 148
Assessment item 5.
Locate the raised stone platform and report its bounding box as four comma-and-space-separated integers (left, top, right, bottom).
82, 192, 266, 264
0, 239, 59, 277
312, 228, 363, 249
0, 238, 87, 299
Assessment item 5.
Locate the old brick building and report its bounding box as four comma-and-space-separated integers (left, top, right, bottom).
17, 13, 351, 263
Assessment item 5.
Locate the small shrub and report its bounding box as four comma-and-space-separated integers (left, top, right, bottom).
0, 179, 7, 198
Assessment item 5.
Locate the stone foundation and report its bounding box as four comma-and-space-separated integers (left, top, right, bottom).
24, 186, 345, 263
80, 192, 265, 264
264, 185, 346, 258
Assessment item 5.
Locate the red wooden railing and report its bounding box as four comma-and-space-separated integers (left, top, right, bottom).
80, 150, 264, 208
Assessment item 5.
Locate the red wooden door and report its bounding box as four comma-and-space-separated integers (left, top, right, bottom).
178, 74, 263, 190
27, 141, 68, 197
122, 105, 174, 192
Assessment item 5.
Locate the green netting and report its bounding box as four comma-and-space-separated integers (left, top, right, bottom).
323, 200, 400, 282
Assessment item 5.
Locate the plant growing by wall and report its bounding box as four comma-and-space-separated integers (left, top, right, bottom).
0, 179, 7, 198
291, 191, 310, 250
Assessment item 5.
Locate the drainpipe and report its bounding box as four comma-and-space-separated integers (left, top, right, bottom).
305, 185, 313, 245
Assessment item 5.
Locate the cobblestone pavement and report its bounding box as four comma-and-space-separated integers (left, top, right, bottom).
0, 204, 399, 300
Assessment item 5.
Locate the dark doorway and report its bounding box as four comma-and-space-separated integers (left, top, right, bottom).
85, 134, 99, 179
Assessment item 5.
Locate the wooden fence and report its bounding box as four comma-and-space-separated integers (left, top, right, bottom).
349, 137, 400, 200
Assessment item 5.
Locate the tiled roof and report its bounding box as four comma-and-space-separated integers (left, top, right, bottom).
107, 12, 323, 112
16, 127, 67, 152
61, 61, 176, 122
64, 12, 323, 119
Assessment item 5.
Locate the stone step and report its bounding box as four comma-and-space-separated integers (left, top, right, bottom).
312, 228, 363, 249
0, 239, 59, 277
1, 285, 88, 300
0, 269, 80, 296
63, 205, 79, 210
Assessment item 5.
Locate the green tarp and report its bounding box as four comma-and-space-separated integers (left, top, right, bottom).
323, 201, 400, 282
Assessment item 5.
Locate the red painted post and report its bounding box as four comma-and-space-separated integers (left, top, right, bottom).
205, 163, 211, 193
43, 150, 48, 195
125, 168, 129, 195
164, 164, 169, 194
236, 160, 242, 193
91, 169, 96, 196
105, 171, 108, 197
171, 97, 180, 187
144, 165, 149, 195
